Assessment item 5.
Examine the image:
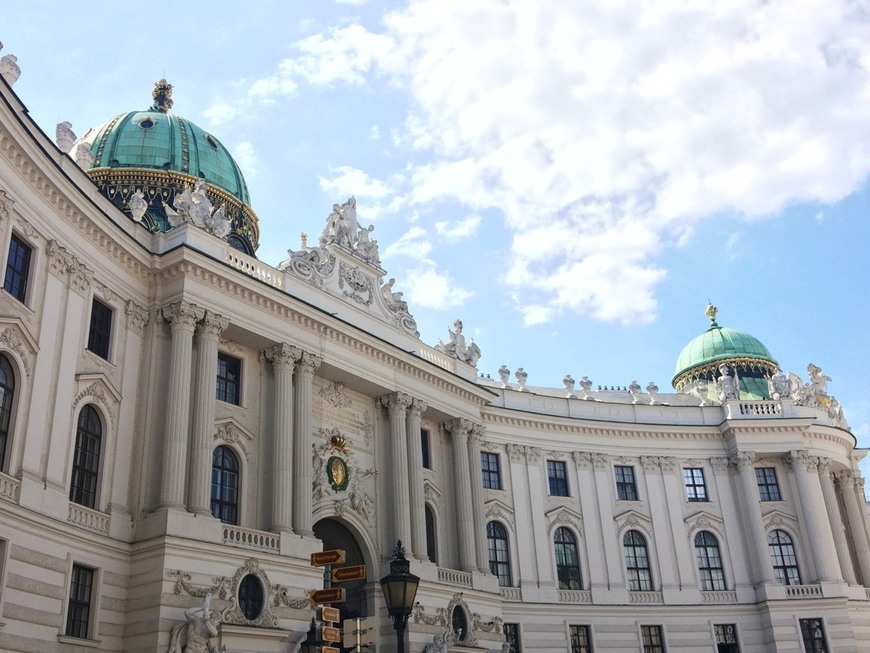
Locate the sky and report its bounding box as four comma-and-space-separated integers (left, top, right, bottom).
4, 1, 870, 487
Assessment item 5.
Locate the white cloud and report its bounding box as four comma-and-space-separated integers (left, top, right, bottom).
434, 214, 481, 239
223, 1, 870, 324
382, 226, 433, 263
203, 100, 239, 128
403, 267, 473, 310
318, 166, 395, 217
231, 141, 258, 178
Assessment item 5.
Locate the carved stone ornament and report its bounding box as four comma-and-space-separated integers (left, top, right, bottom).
0, 325, 34, 378
279, 198, 419, 337
413, 593, 500, 649
313, 428, 377, 528
72, 381, 118, 430
614, 510, 653, 538
55, 121, 76, 153
546, 507, 583, 535
125, 301, 150, 334
484, 500, 515, 529
320, 381, 352, 408
0, 189, 13, 223
433, 319, 481, 367
0, 49, 21, 86
214, 421, 252, 460
222, 559, 279, 628
163, 178, 232, 239
47, 240, 93, 294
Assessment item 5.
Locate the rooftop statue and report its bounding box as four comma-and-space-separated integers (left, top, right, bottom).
318, 197, 383, 265
55, 121, 76, 153
164, 179, 231, 239
498, 364, 511, 388
716, 364, 739, 402
788, 363, 847, 427
0, 41, 20, 86
128, 189, 148, 223
435, 319, 481, 366
767, 366, 791, 400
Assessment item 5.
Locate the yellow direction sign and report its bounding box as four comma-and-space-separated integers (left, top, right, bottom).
332, 564, 366, 583
321, 626, 341, 643
311, 549, 346, 566
322, 647, 341, 653
309, 588, 346, 605
320, 606, 341, 623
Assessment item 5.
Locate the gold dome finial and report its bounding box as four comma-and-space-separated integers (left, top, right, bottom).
705, 302, 718, 326
151, 79, 174, 113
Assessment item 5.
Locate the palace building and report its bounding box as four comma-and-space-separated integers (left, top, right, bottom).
0, 52, 869, 653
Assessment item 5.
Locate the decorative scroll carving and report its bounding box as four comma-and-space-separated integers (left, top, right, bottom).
214, 422, 251, 460
125, 301, 150, 334
0, 189, 13, 223
0, 326, 33, 377
72, 381, 117, 429
273, 585, 312, 610
312, 427, 377, 527
47, 240, 93, 293
320, 381, 352, 409
573, 451, 593, 470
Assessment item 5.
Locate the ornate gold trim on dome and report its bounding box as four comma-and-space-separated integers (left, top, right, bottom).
673, 356, 779, 391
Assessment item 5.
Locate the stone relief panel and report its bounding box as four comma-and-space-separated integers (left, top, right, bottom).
312, 427, 377, 532
313, 378, 375, 448
414, 592, 503, 649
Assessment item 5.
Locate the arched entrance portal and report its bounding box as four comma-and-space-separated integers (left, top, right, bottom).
313, 518, 369, 620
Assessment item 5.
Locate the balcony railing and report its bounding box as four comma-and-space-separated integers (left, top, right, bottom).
437, 567, 473, 588
558, 589, 592, 603
629, 591, 664, 604
500, 587, 522, 601
68, 503, 109, 535
785, 584, 823, 599
701, 590, 738, 603
0, 472, 19, 503
222, 525, 280, 553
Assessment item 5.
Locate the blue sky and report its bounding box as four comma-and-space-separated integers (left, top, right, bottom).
5, 1, 870, 486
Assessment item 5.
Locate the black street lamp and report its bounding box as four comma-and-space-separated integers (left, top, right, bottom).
380, 540, 420, 653
300, 618, 320, 653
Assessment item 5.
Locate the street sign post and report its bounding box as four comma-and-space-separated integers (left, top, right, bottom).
308, 588, 346, 605
311, 549, 346, 566
321, 626, 341, 643
332, 564, 366, 583
344, 616, 377, 649
320, 606, 341, 623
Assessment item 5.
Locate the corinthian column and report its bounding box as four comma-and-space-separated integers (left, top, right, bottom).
188, 311, 229, 515
268, 343, 301, 533
818, 459, 856, 584
731, 451, 775, 584
380, 393, 413, 546
159, 301, 204, 509
446, 418, 476, 572
786, 451, 838, 582
469, 423, 489, 572
837, 471, 870, 585
293, 352, 321, 535
406, 399, 428, 560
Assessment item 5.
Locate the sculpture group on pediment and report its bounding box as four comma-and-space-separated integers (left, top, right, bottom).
786, 363, 847, 427
320, 197, 382, 264
435, 320, 481, 366
164, 179, 231, 239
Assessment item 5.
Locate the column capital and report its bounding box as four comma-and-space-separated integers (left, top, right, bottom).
573, 451, 593, 469
444, 417, 473, 440
125, 300, 150, 334
266, 343, 302, 370
295, 351, 322, 378
408, 398, 428, 421
592, 453, 610, 471
162, 300, 204, 333
379, 392, 413, 415
786, 450, 818, 472
816, 457, 833, 474
730, 451, 756, 469
640, 456, 660, 472
197, 310, 229, 341
710, 456, 731, 473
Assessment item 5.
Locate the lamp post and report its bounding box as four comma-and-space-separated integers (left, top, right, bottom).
380, 540, 420, 653
300, 618, 320, 653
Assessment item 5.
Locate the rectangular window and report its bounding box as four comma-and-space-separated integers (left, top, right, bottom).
641, 625, 665, 653
683, 468, 708, 502
216, 352, 242, 405
421, 429, 431, 469
65, 564, 95, 639
715, 624, 739, 653
4, 234, 32, 303
756, 467, 782, 501
503, 623, 521, 653
569, 625, 592, 653
799, 618, 828, 653
87, 298, 113, 360
481, 451, 502, 490
615, 465, 638, 501
547, 459, 569, 496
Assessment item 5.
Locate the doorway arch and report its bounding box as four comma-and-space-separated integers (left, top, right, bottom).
313, 517, 371, 619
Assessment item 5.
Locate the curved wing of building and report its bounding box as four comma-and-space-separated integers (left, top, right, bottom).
0, 62, 868, 653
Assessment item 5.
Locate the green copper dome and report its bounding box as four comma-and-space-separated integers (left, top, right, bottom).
77, 80, 259, 255
672, 305, 778, 400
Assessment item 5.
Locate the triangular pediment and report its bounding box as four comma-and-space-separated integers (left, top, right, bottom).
545, 506, 584, 535
484, 498, 516, 528
73, 373, 121, 429
684, 510, 726, 538
614, 509, 653, 538
761, 509, 799, 533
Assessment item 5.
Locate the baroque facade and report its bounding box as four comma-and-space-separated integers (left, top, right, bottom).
0, 54, 869, 653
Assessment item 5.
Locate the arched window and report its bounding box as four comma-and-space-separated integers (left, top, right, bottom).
487, 521, 512, 587
554, 527, 582, 590
768, 529, 801, 585
425, 504, 438, 564
623, 530, 653, 591
211, 446, 239, 524
694, 531, 726, 591
0, 354, 15, 472
69, 405, 102, 509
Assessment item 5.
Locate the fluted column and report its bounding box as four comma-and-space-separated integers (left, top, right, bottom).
159, 301, 204, 509
188, 311, 229, 515
786, 451, 838, 582
837, 471, 870, 585
469, 423, 489, 572
293, 351, 321, 535
380, 393, 413, 546
446, 418, 476, 571
405, 399, 428, 560
268, 343, 301, 533
818, 459, 856, 584
731, 452, 775, 584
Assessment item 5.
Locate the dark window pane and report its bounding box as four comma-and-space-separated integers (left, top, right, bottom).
487, 521, 512, 586
615, 465, 638, 501
481, 452, 502, 490
569, 625, 591, 653
421, 429, 431, 469
87, 298, 113, 360
756, 467, 781, 501
211, 445, 239, 524
70, 406, 102, 509
4, 234, 32, 303
624, 530, 652, 591
216, 353, 241, 405
425, 504, 438, 563
683, 468, 708, 502
768, 530, 801, 585
548, 460, 569, 496
504, 623, 521, 653
799, 618, 828, 653
555, 527, 582, 590
0, 354, 14, 472
65, 564, 94, 638
695, 531, 726, 591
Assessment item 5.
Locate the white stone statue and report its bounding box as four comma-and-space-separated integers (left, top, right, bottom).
354, 224, 380, 263
380, 277, 407, 312
646, 381, 659, 405
128, 189, 148, 223
163, 180, 231, 239
435, 319, 481, 366
324, 197, 359, 248
697, 380, 709, 406
628, 380, 642, 404
75, 142, 95, 168
806, 363, 831, 396
0, 49, 20, 86
579, 376, 593, 400
515, 367, 527, 391
168, 592, 222, 653
563, 374, 576, 398
498, 364, 510, 388
767, 366, 790, 400
55, 122, 76, 153
716, 364, 739, 402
